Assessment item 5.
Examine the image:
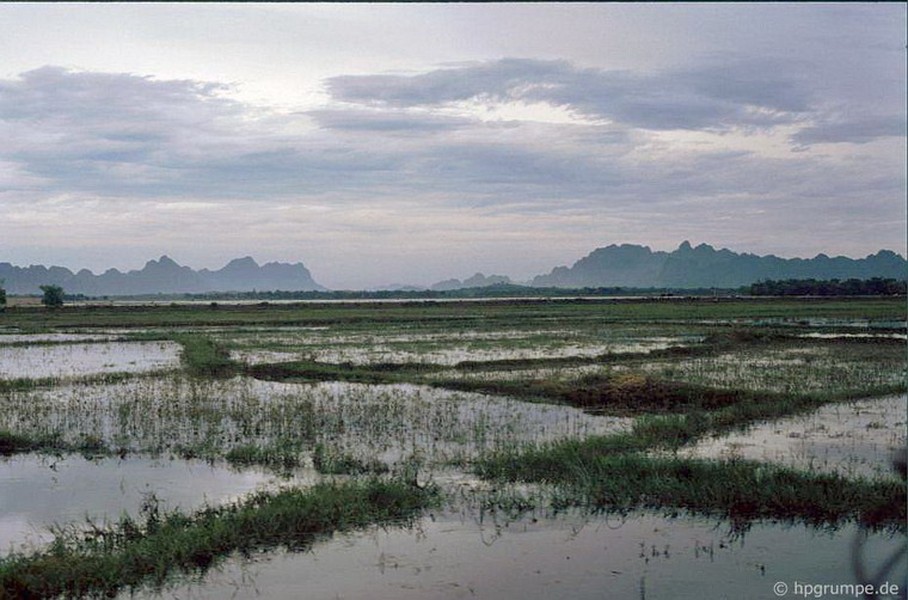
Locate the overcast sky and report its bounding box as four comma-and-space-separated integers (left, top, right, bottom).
1, 3, 905, 288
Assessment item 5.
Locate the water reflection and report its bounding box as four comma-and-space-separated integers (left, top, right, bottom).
0, 454, 309, 552
124, 507, 906, 600
677, 395, 907, 480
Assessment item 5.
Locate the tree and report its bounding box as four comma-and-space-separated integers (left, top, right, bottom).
0, 279, 6, 311
39, 284, 65, 308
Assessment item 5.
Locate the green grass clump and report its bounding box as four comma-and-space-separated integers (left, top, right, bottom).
224, 440, 304, 471
312, 443, 390, 476
245, 359, 444, 385
0, 430, 110, 458
0, 479, 438, 599
0, 378, 60, 394
246, 360, 397, 384
0, 430, 58, 455
0, 430, 113, 459
172, 334, 238, 377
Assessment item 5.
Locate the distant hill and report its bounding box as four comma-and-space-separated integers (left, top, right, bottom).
0, 256, 325, 295
532, 242, 907, 288
431, 273, 513, 291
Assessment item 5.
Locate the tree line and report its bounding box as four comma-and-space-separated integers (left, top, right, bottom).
745, 278, 906, 296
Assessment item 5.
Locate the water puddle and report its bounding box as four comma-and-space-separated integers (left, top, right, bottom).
0, 454, 311, 553
678, 396, 907, 479
124, 508, 905, 600
0, 341, 182, 379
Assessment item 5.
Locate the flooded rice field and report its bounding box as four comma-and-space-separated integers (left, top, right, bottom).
302, 336, 690, 367
641, 342, 906, 393
216, 326, 701, 367
677, 395, 906, 480
0, 299, 904, 598
1, 376, 630, 467
0, 341, 181, 380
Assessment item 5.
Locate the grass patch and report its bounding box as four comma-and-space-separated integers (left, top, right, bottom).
434, 369, 904, 426
0, 431, 111, 458
172, 334, 238, 377
0, 371, 171, 396
0, 430, 64, 455
477, 451, 905, 529
224, 440, 304, 471
245, 359, 443, 385
0, 377, 60, 394
312, 443, 389, 476
0, 479, 438, 599
433, 372, 778, 415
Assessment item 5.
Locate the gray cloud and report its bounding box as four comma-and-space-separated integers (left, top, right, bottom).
791, 115, 907, 146
2, 62, 903, 208
0, 66, 655, 205
0, 67, 409, 198
1, 63, 901, 212
326, 58, 813, 132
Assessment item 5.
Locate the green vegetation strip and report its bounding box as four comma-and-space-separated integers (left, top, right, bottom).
0, 297, 903, 330
172, 334, 238, 377
0, 479, 437, 599
245, 359, 443, 385
0, 431, 107, 458
477, 452, 904, 529
435, 370, 905, 418
0, 377, 62, 394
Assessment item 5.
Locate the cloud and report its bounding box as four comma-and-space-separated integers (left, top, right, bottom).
0, 65, 648, 205
3, 61, 898, 214
326, 58, 813, 132
307, 108, 470, 133
791, 115, 907, 146
0, 67, 413, 199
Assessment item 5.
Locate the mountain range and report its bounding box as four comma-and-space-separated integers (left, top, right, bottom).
532, 242, 906, 288
0, 256, 324, 296
1, 242, 905, 296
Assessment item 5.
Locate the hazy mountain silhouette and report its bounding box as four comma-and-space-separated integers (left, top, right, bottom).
0, 256, 324, 295
431, 273, 513, 291
532, 242, 907, 288
2, 244, 905, 296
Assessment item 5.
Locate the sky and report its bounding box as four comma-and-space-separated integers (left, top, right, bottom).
0, 3, 905, 289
